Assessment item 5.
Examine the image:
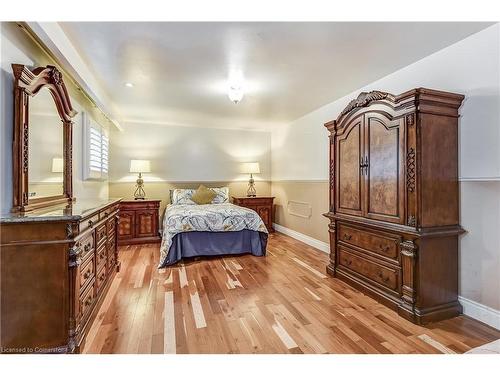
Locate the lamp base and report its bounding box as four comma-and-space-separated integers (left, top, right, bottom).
133, 173, 146, 200
247, 174, 257, 197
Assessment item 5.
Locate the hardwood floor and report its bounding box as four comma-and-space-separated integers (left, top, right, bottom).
82, 233, 500, 354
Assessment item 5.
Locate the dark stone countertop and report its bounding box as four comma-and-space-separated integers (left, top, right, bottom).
0, 198, 122, 223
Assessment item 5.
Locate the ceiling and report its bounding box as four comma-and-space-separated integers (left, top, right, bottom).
60, 22, 492, 130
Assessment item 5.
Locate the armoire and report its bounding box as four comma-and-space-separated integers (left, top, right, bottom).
324, 88, 465, 324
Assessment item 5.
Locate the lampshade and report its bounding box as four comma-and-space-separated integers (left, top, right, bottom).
240, 162, 260, 174
51, 158, 64, 173
130, 159, 151, 173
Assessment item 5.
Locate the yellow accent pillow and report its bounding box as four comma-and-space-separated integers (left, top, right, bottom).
191, 185, 216, 205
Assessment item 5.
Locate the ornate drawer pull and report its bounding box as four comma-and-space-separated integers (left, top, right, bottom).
83, 243, 91, 252
345, 259, 353, 266
379, 244, 390, 253
377, 272, 390, 283
104, 212, 109, 217
343, 234, 352, 241
88, 220, 94, 228
83, 269, 92, 279
84, 297, 92, 307
100, 273, 106, 281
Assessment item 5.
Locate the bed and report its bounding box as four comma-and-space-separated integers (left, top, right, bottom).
158, 187, 268, 267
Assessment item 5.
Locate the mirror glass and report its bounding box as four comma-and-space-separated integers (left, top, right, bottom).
28, 87, 64, 199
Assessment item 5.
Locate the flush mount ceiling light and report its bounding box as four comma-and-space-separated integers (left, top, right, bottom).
228, 84, 244, 104
125, 82, 134, 88
227, 71, 245, 104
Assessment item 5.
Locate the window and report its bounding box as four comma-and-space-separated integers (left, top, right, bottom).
83, 112, 109, 180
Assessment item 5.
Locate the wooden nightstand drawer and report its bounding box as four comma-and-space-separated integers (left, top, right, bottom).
232, 196, 275, 233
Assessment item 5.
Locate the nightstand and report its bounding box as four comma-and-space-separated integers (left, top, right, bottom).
117, 199, 161, 245
232, 196, 275, 233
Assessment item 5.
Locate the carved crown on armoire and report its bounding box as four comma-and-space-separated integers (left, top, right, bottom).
324, 88, 465, 325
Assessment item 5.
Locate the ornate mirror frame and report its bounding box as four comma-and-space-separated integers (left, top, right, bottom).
11, 64, 78, 212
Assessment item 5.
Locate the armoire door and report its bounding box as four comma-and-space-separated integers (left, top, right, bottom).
364, 113, 405, 224
135, 210, 157, 238
335, 117, 364, 217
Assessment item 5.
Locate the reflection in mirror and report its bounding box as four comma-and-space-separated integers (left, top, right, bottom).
28, 88, 64, 199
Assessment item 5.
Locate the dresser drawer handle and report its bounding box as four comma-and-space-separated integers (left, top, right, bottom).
377, 272, 390, 283
379, 244, 390, 253
83, 269, 92, 280
343, 234, 352, 241
83, 243, 91, 252
88, 220, 94, 228
84, 297, 93, 307
345, 259, 353, 266
99, 273, 106, 281
104, 212, 109, 217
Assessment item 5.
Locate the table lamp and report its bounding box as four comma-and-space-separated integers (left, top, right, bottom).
241, 162, 260, 197
130, 159, 151, 200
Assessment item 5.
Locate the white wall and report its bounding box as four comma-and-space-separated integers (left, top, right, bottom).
272, 24, 500, 181
109, 121, 271, 183
271, 24, 500, 319
1, 22, 108, 214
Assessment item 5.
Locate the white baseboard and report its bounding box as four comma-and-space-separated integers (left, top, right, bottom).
272, 223, 329, 254
272, 223, 500, 331
458, 296, 500, 330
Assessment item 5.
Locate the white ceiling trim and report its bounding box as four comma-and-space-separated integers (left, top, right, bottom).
26, 22, 123, 131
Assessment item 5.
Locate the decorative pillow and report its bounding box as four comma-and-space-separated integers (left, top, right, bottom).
211, 186, 229, 204
191, 185, 217, 205
171, 188, 196, 205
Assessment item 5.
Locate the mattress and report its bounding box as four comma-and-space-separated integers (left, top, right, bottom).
159, 203, 268, 267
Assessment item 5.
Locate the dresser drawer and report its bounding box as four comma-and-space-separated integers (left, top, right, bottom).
79, 232, 95, 262
99, 210, 111, 221
106, 217, 116, 235
108, 243, 116, 269
96, 244, 107, 271
96, 223, 107, 246
338, 245, 400, 292
95, 263, 107, 294
100, 204, 118, 220
79, 213, 99, 232
338, 223, 400, 261
79, 281, 95, 320
79, 255, 95, 293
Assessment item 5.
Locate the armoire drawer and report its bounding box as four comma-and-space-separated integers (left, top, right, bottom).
338, 245, 400, 292
338, 223, 400, 261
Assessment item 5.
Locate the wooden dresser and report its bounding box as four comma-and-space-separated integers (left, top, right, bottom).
324, 88, 464, 325
0, 199, 121, 353
117, 200, 161, 245
232, 196, 275, 233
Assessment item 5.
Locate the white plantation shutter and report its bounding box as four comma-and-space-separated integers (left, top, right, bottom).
101, 133, 109, 174
83, 113, 109, 180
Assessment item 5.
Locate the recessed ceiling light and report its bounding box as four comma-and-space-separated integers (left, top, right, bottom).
125, 82, 134, 88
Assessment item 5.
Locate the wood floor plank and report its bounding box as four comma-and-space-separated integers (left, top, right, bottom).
83, 233, 500, 354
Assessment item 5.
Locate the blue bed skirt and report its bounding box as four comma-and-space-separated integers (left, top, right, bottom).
160, 229, 268, 267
